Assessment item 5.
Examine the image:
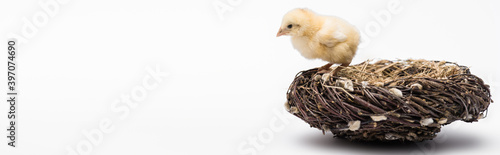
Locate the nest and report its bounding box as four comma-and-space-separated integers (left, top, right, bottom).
286, 59, 492, 141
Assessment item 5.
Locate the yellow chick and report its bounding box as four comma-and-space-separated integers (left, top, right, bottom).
277, 8, 360, 75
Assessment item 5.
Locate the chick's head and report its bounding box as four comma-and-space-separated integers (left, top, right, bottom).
277, 8, 315, 37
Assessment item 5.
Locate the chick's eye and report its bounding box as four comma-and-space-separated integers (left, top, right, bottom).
287, 24, 293, 29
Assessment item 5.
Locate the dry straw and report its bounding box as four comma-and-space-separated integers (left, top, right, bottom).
286, 59, 492, 141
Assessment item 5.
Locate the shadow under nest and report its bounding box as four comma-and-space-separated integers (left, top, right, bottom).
286, 59, 492, 142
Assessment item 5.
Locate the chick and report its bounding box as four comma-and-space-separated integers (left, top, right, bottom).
277, 8, 360, 75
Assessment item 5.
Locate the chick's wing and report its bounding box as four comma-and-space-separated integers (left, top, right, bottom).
316, 19, 348, 48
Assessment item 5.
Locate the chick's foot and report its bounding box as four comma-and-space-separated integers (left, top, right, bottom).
330, 63, 350, 76
317, 63, 334, 73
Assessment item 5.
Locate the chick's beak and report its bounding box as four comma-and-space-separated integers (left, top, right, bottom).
276, 28, 284, 37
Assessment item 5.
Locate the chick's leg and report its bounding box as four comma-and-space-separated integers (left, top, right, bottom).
317, 63, 333, 73
331, 63, 350, 76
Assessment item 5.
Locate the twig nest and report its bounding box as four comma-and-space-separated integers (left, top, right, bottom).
286, 59, 492, 141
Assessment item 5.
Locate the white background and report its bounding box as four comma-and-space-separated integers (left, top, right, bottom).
1, 0, 500, 155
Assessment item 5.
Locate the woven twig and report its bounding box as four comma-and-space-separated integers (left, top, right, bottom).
286, 59, 492, 141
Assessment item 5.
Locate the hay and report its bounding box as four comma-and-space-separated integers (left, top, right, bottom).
286, 59, 492, 141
